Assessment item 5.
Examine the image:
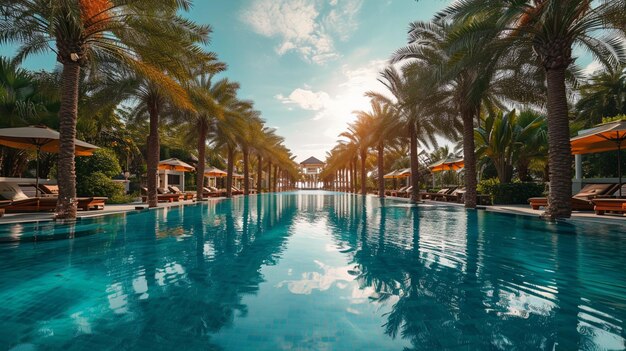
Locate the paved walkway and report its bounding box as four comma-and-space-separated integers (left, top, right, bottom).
0, 198, 225, 225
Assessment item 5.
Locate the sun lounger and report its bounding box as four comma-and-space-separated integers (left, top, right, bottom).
202, 187, 220, 198
423, 187, 457, 200
591, 198, 626, 215
0, 200, 11, 217
141, 187, 180, 203
528, 183, 617, 211
168, 186, 194, 200
442, 187, 465, 202
390, 186, 409, 197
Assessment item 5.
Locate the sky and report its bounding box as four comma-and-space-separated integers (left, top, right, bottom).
1, 0, 596, 163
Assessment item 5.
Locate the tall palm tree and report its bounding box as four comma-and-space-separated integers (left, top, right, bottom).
340, 116, 373, 195
235, 108, 263, 196
183, 74, 237, 201
353, 99, 398, 197
369, 64, 457, 203
441, 0, 626, 218
1, 0, 212, 217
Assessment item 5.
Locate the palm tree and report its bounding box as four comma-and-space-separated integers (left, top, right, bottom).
368, 64, 457, 203
1, 0, 213, 217
353, 99, 398, 197
441, 0, 626, 218
475, 109, 546, 183
340, 116, 373, 195
183, 74, 238, 201
575, 66, 626, 127
235, 108, 263, 196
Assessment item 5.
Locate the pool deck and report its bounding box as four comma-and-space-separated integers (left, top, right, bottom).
0, 198, 225, 225
0, 193, 624, 227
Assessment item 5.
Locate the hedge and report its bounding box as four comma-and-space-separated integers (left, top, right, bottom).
478, 178, 545, 204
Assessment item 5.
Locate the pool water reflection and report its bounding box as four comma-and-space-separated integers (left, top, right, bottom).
0, 191, 624, 350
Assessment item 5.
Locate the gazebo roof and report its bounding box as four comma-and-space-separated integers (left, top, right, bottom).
300, 156, 324, 165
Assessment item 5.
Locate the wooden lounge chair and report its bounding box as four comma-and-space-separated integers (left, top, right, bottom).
0, 199, 11, 217
202, 187, 220, 198
423, 187, 457, 200
168, 186, 194, 200
390, 186, 409, 197
528, 183, 617, 210
442, 187, 465, 202
395, 186, 413, 198
141, 187, 180, 203
591, 198, 626, 215
38, 184, 107, 210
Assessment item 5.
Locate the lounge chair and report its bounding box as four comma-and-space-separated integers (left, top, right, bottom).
423, 187, 457, 200
202, 187, 220, 198
168, 186, 194, 200
395, 186, 413, 198
0, 199, 11, 217
141, 187, 180, 203
528, 183, 617, 211
38, 184, 107, 210
231, 187, 243, 195
442, 187, 465, 202
390, 186, 410, 197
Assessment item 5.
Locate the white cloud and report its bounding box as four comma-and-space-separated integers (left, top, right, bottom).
278, 60, 393, 150
276, 88, 331, 110
241, 0, 363, 64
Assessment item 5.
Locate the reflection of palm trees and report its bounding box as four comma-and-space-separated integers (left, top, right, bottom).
324, 199, 607, 350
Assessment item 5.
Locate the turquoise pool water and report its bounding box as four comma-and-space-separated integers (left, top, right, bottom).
0, 191, 625, 350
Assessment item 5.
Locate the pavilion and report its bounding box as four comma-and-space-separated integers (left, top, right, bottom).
300, 156, 324, 189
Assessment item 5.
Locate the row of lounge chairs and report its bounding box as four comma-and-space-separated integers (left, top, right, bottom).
0, 183, 107, 214
529, 183, 626, 215
386, 186, 491, 205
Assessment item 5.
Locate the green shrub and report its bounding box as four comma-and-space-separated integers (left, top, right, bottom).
478, 178, 545, 204
76, 148, 122, 179
77, 171, 124, 198
108, 192, 139, 204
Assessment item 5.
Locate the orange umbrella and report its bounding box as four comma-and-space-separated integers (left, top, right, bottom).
204, 167, 227, 177
0, 126, 99, 196
429, 158, 464, 172
383, 170, 401, 179
158, 158, 195, 172
571, 120, 626, 196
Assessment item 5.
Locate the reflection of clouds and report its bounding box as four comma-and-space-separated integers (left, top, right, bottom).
277, 260, 355, 294
155, 262, 186, 286
106, 282, 128, 314
493, 285, 556, 318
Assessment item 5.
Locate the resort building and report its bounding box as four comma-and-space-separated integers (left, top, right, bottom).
299, 156, 324, 189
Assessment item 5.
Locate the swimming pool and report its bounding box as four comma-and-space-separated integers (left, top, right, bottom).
1, 191, 624, 350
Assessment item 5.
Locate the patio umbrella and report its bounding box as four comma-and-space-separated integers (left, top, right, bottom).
571, 120, 626, 197
383, 169, 400, 179
204, 167, 227, 177
158, 158, 195, 172
0, 125, 99, 196
429, 158, 464, 172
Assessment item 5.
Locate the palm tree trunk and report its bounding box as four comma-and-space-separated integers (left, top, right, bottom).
226, 145, 234, 197
409, 122, 420, 203
360, 149, 367, 195
349, 162, 354, 193
462, 108, 477, 208
377, 142, 385, 198
257, 154, 262, 193
545, 66, 572, 219
273, 166, 278, 192
196, 121, 207, 200
55, 61, 80, 219
243, 146, 249, 195
146, 98, 160, 208
267, 161, 272, 192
